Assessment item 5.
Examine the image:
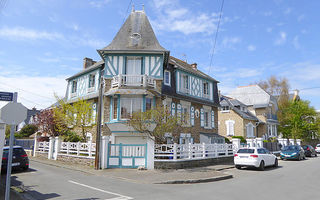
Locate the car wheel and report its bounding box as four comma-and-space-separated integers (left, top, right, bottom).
274, 159, 278, 168
22, 166, 29, 171
235, 165, 241, 169
259, 161, 265, 171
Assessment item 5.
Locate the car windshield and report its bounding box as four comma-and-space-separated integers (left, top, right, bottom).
237, 149, 255, 154
2, 148, 25, 157
282, 146, 299, 151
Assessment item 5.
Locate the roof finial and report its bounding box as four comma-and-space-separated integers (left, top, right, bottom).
142, 4, 145, 12
131, 4, 135, 12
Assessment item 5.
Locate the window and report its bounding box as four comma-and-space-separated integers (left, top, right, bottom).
146, 97, 152, 111
257, 149, 266, 154
181, 74, 189, 93
71, 81, 77, 93
113, 97, 118, 120
126, 57, 142, 75
246, 123, 254, 138
89, 74, 95, 88
204, 111, 209, 127
164, 70, 171, 86
203, 82, 209, 95
221, 106, 230, 111
226, 120, 235, 136
181, 106, 189, 125
237, 149, 255, 154
120, 97, 142, 119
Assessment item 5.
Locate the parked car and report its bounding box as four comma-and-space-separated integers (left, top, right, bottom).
280, 145, 305, 160
302, 145, 317, 157
2, 146, 29, 172
234, 147, 278, 171
315, 144, 320, 154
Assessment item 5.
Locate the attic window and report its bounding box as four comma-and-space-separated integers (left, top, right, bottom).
130, 33, 141, 40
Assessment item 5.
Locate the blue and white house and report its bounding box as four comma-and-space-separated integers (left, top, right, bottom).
64, 7, 222, 168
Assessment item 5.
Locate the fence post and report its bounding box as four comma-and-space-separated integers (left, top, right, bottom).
146, 136, 154, 169
77, 141, 80, 156
173, 143, 177, 160
33, 132, 39, 157
232, 138, 240, 153
48, 137, 54, 160
88, 140, 92, 157
225, 143, 228, 156
256, 138, 263, 148
202, 143, 206, 158
188, 143, 192, 159
289, 139, 294, 145
214, 144, 218, 157
53, 137, 61, 160
67, 142, 70, 155
100, 136, 110, 169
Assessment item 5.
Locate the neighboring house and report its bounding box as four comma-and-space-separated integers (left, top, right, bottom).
64, 8, 222, 145
228, 85, 279, 139
218, 96, 260, 140
17, 108, 40, 131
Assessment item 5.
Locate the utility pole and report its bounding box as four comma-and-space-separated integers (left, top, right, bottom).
95, 71, 104, 170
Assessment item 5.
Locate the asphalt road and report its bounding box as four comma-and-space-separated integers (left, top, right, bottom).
4, 156, 320, 200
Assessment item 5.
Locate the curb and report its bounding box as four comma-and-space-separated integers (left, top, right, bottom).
155, 174, 233, 184
214, 166, 235, 171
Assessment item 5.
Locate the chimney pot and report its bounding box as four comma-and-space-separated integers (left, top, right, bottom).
191, 63, 197, 70
83, 57, 95, 69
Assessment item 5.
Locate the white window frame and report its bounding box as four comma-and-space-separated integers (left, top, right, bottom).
71, 80, 77, 93
88, 73, 96, 89
221, 106, 230, 113
126, 56, 142, 75
181, 74, 189, 93
120, 97, 143, 120
203, 105, 212, 129
225, 120, 235, 136
246, 122, 255, 138
164, 70, 171, 86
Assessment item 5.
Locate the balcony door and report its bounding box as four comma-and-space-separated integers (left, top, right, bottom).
125, 56, 142, 86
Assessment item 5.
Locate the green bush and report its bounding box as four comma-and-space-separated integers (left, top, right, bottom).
224, 137, 231, 143
263, 140, 269, 143
15, 124, 38, 138
62, 130, 83, 142
232, 136, 247, 143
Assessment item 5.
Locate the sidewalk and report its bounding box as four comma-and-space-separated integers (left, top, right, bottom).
30, 157, 234, 184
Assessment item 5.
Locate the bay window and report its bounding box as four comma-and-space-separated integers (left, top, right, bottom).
120, 97, 142, 119
113, 97, 118, 120
146, 97, 152, 111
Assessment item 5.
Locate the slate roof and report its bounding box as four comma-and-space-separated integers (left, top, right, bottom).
169, 56, 219, 82
220, 96, 259, 121
228, 85, 272, 107
98, 10, 167, 53
66, 60, 104, 80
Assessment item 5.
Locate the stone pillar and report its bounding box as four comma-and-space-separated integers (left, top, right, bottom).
146, 136, 154, 170
48, 137, 54, 160
256, 138, 263, 148
53, 137, 61, 160
289, 139, 295, 145
0, 122, 6, 172
100, 136, 110, 169
296, 139, 301, 146
232, 138, 240, 152
246, 139, 253, 147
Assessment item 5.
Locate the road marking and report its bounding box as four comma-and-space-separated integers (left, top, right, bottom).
68, 180, 133, 200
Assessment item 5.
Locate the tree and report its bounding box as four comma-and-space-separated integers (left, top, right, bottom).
279, 100, 320, 141
35, 109, 58, 137
54, 97, 94, 142
127, 106, 185, 143
15, 124, 38, 138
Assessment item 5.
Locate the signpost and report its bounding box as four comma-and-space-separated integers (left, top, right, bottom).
0, 92, 27, 200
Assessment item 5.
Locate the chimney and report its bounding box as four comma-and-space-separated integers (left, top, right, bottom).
83, 57, 95, 69
191, 63, 197, 70
293, 89, 300, 101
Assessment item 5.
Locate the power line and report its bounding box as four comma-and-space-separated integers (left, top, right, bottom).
208, 0, 225, 75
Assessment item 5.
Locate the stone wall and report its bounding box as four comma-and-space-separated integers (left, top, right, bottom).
155, 156, 234, 169
57, 155, 94, 167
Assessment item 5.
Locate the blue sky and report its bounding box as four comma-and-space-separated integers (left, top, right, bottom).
0, 0, 320, 110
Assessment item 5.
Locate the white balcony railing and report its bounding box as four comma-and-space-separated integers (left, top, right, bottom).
111, 74, 156, 88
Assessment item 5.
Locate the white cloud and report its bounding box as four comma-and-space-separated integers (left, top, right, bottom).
89, 0, 111, 8
0, 75, 67, 109
293, 36, 300, 49
0, 27, 64, 40
151, 0, 220, 35
247, 45, 256, 51
274, 31, 287, 45
221, 36, 241, 48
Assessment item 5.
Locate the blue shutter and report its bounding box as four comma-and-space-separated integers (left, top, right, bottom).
190, 106, 195, 126
92, 103, 97, 123
177, 104, 181, 124
171, 102, 176, 116
200, 108, 204, 127
211, 110, 215, 129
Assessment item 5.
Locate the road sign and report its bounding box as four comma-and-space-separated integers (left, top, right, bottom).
0, 102, 27, 125
0, 92, 13, 101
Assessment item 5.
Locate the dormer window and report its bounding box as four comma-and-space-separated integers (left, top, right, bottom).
203, 82, 209, 98
221, 106, 230, 112
164, 70, 170, 86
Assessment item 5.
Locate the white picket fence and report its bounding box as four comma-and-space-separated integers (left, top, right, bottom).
154, 143, 234, 161
37, 141, 96, 159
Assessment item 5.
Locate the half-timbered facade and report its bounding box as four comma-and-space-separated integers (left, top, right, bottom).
65, 8, 222, 145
